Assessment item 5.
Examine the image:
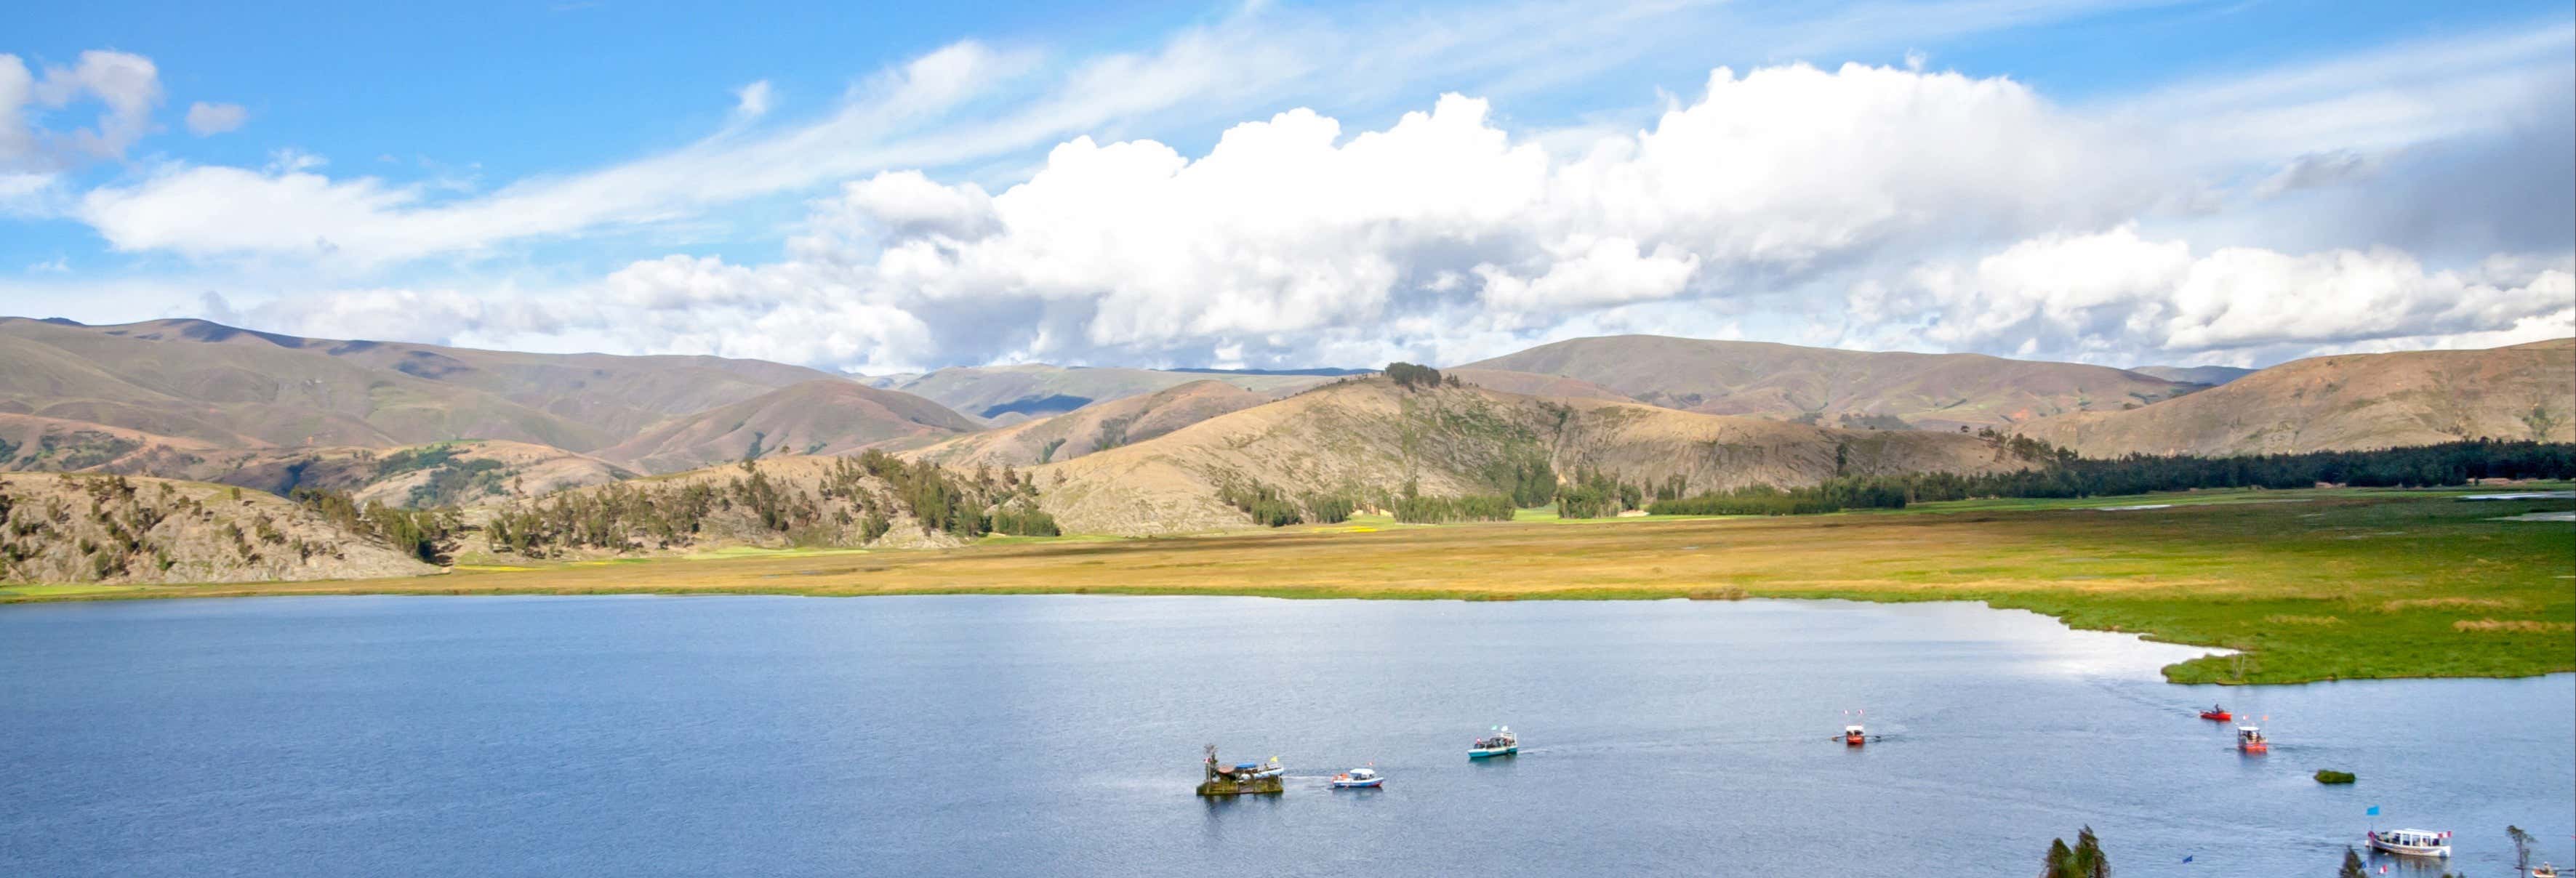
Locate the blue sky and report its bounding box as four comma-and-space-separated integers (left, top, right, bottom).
5, 0, 2572, 371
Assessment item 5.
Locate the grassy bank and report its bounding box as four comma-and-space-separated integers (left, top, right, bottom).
5, 488, 2569, 685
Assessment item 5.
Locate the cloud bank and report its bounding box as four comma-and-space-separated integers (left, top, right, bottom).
8, 12, 2574, 375
190, 51, 2575, 373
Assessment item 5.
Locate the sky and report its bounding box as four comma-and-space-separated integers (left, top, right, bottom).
4, 0, 2572, 374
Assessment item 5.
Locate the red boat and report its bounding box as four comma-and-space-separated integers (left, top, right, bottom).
2199, 704, 2232, 722
2236, 725, 2268, 754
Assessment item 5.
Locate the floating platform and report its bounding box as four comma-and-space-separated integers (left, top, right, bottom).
1197, 746, 1285, 796
1195, 775, 1285, 796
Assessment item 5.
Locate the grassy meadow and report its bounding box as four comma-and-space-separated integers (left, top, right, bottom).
4, 487, 2569, 685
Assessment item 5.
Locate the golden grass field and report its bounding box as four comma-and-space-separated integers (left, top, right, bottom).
6, 487, 2570, 685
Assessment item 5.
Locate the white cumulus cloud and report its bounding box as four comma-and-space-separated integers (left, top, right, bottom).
1863, 225, 2576, 363
663, 63, 2158, 364
184, 101, 248, 136
2, 49, 164, 171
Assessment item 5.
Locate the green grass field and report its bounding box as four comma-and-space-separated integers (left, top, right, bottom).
6, 487, 2569, 686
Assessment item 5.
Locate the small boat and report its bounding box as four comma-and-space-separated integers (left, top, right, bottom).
2199, 704, 2231, 722
1331, 768, 1384, 789
2366, 828, 2452, 858
1240, 757, 1285, 780
1469, 727, 1518, 759
2236, 725, 2268, 753
1837, 708, 1873, 746
2531, 863, 2559, 878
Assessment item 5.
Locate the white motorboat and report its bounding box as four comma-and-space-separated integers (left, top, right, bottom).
1331, 768, 1383, 789
2367, 828, 2452, 858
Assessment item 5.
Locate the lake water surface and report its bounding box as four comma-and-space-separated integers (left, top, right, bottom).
3, 595, 2569, 876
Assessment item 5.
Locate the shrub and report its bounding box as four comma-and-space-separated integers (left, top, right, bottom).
2314, 769, 2356, 784
1384, 361, 1443, 390
990, 504, 1061, 537
1216, 479, 1302, 527
1479, 456, 1558, 507
1392, 494, 1514, 523
1304, 494, 1357, 525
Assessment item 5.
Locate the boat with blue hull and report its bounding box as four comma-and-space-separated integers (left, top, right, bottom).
1469, 727, 1518, 759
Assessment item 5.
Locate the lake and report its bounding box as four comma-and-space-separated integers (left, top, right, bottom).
2, 595, 2569, 876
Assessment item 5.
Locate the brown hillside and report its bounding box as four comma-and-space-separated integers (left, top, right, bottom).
0, 317, 837, 452
1034, 378, 2018, 535
0, 472, 437, 584
869, 363, 1340, 420
1446, 368, 1640, 402
1462, 334, 2194, 431
599, 380, 979, 474
0, 413, 227, 474
2012, 338, 2576, 456
911, 379, 1272, 467
156, 440, 634, 509
477, 454, 1034, 557
1, 414, 631, 510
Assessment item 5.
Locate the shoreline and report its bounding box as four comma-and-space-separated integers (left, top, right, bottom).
5, 488, 2571, 687
9, 582, 2572, 688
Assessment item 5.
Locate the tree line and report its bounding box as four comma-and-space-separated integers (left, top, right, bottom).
1208, 439, 2576, 528
1648, 440, 2576, 516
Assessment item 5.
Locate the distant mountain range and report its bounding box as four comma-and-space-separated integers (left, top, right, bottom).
1460, 335, 2199, 432
2012, 339, 2575, 456
0, 316, 838, 452
2, 314, 2568, 527
597, 379, 978, 474
2128, 365, 2256, 386
860, 363, 1338, 422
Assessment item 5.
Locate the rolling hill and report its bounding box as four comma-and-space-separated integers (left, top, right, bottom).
0, 412, 223, 474
1461, 335, 2196, 431
0, 472, 438, 584
2011, 339, 2576, 456
1444, 368, 1640, 402
0, 416, 635, 509
0, 317, 842, 451
911, 379, 1277, 468
863, 363, 1347, 421
597, 379, 982, 473
1033, 375, 2021, 535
